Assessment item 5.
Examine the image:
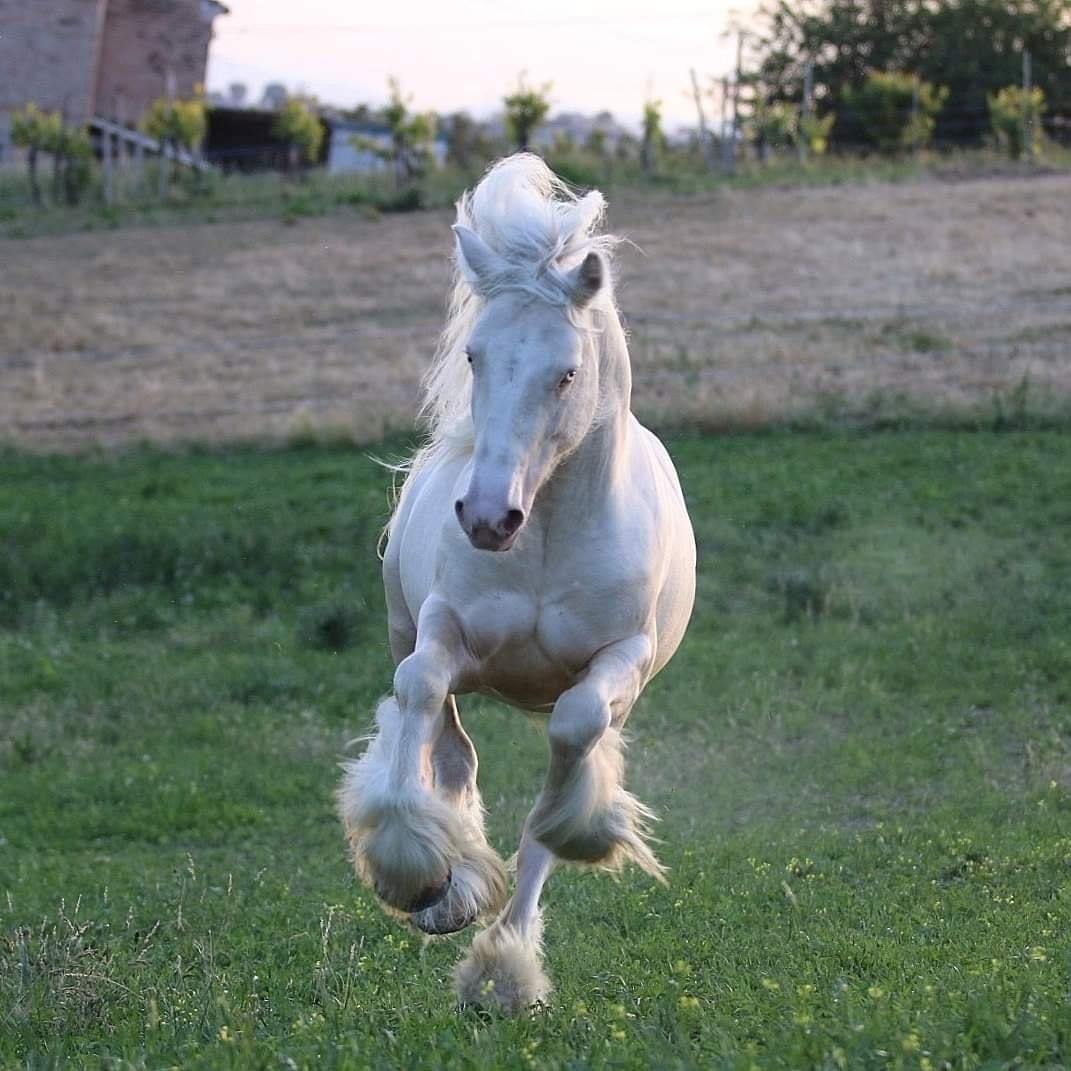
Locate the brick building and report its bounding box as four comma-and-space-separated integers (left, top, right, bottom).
0, 0, 227, 160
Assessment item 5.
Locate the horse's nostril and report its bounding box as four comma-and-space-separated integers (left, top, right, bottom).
454, 499, 465, 521
501, 509, 525, 535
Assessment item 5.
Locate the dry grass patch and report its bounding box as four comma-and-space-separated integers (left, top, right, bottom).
2, 174, 1070, 449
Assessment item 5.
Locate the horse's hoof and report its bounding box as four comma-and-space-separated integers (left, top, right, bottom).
410, 893, 478, 936
377, 869, 452, 914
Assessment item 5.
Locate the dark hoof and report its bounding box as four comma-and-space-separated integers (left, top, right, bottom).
378, 870, 452, 913
410, 897, 478, 936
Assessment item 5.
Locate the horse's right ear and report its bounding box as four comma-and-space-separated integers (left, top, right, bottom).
453, 224, 505, 293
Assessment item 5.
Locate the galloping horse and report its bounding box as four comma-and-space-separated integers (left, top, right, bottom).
339, 154, 696, 1014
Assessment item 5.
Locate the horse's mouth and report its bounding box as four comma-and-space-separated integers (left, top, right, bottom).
467, 525, 520, 553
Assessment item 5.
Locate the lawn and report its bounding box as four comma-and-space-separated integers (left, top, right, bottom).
1, 428, 1069, 1069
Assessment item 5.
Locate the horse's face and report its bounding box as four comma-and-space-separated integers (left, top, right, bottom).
452, 228, 606, 552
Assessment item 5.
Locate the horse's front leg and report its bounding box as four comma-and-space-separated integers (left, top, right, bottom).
528, 635, 665, 879
455, 827, 554, 1014
409, 696, 508, 934
339, 600, 501, 915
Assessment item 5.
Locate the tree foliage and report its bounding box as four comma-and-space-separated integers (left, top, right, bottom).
843, 72, 947, 152
272, 97, 324, 166
143, 93, 207, 153
503, 73, 551, 152
753, 0, 1071, 146
641, 99, 664, 175
988, 85, 1046, 158
750, 98, 799, 160
799, 112, 835, 155
11, 104, 92, 205
354, 78, 436, 187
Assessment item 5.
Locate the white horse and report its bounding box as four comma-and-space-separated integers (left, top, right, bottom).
339, 154, 695, 1014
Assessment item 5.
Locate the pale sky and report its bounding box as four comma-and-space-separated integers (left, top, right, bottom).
206, 1, 758, 130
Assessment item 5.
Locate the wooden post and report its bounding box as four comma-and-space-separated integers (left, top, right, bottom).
134, 136, 145, 197
798, 59, 813, 163
158, 138, 169, 199
115, 94, 126, 202
102, 122, 114, 204
689, 68, 716, 173
159, 69, 176, 199
910, 75, 920, 157
730, 30, 744, 171
720, 76, 732, 173
1022, 48, 1034, 163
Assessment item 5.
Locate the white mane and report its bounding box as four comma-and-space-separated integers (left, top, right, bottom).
416, 154, 620, 464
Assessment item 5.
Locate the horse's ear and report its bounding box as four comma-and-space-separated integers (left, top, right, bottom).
564, 250, 605, 309
453, 224, 505, 293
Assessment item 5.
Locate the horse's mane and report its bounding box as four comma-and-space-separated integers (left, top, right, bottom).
386, 155, 619, 521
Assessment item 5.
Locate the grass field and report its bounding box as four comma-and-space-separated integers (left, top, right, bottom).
2, 429, 1069, 1068
3, 172, 1071, 451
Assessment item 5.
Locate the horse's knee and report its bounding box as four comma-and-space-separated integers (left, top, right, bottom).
548, 687, 611, 757
394, 650, 449, 714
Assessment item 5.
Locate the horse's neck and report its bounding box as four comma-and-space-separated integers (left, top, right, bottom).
541, 303, 633, 517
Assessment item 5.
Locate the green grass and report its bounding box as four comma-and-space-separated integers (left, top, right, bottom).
1, 429, 1070, 1069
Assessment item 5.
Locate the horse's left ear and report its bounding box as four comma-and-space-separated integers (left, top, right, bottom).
564, 251, 605, 308
453, 224, 506, 294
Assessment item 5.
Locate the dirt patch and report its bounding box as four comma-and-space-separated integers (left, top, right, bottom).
3, 174, 1070, 450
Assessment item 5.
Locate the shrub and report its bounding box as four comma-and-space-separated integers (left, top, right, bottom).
10, 105, 93, 206
799, 113, 835, 156
750, 99, 798, 161
143, 94, 207, 154
273, 97, 324, 169
988, 85, 1045, 160
641, 99, 664, 176
11, 104, 62, 204
352, 79, 435, 188
844, 72, 947, 153
143, 91, 208, 194
503, 73, 551, 153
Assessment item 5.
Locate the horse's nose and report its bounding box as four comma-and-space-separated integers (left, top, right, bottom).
455, 496, 525, 550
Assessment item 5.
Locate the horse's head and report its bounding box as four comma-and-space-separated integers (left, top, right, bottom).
451, 223, 608, 552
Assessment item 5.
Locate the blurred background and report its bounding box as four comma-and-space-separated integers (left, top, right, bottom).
2, 4, 1071, 1068
2, 0, 1069, 446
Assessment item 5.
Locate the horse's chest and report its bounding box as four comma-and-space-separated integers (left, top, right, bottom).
457, 579, 641, 711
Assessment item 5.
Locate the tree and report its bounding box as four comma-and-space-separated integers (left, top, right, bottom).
750, 97, 799, 161
584, 127, 608, 158
503, 73, 551, 152
10, 104, 60, 204
641, 99, 664, 176
10, 105, 91, 206
799, 112, 835, 155
752, 0, 1071, 147
989, 85, 1046, 158
228, 82, 248, 107
843, 72, 947, 153
353, 78, 436, 188
143, 91, 207, 192
261, 83, 289, 111
445, 111, 488, 172
272, 97, 324, 173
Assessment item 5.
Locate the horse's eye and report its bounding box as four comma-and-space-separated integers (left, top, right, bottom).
558, 369, 577, 389
465, 351, 473, 365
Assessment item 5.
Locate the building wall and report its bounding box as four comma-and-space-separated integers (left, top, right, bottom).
0, 0, 107, 157
94, 0, 222, 122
